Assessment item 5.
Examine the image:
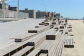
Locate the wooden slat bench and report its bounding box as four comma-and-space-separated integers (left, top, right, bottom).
12, 46, 34, 56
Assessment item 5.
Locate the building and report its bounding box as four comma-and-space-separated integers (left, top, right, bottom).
9, 6, 18, 11
56, 13, 61, 19
20, 8, 28, 13
0, 3, 18, 11
0, 3, 9, 10
28, 10, 36, 18
36, 10, 46, 18
0, 3, 2, 9
36, 11, 56, 19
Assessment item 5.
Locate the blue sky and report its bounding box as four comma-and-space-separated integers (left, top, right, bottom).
6, 0, 84, 19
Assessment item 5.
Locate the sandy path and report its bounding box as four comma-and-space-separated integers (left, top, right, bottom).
63, 20, 84, 56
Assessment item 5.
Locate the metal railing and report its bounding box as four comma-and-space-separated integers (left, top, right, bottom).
0, 9, 28, 19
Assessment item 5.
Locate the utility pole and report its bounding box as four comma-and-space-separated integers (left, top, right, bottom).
44, 0, 47, 19
17, 0, 19, 18
17, 0, 19, 12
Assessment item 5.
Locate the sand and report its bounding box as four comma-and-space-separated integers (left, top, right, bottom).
62, 20, 84, 56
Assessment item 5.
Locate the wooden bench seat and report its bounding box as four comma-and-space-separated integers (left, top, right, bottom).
12, 46, 34, 56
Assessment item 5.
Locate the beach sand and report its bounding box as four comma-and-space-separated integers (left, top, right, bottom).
63, 20, 84, 56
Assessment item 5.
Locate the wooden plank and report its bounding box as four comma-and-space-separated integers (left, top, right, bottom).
12, 46, 34, 56
39, 54, 47, 56
28, 29, 55, 48
64, 38, 74, 48
13, 33, 36, 42
46, 30, 59, 40
28, 26, 50, 33
0, 29, 54, 56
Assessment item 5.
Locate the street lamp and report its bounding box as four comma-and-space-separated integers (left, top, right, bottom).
17, 0, 19, 12
17, 0, 19, 18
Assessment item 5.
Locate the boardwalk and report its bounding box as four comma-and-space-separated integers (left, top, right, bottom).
0, 18, 76, 56
0, 19, 44, 49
